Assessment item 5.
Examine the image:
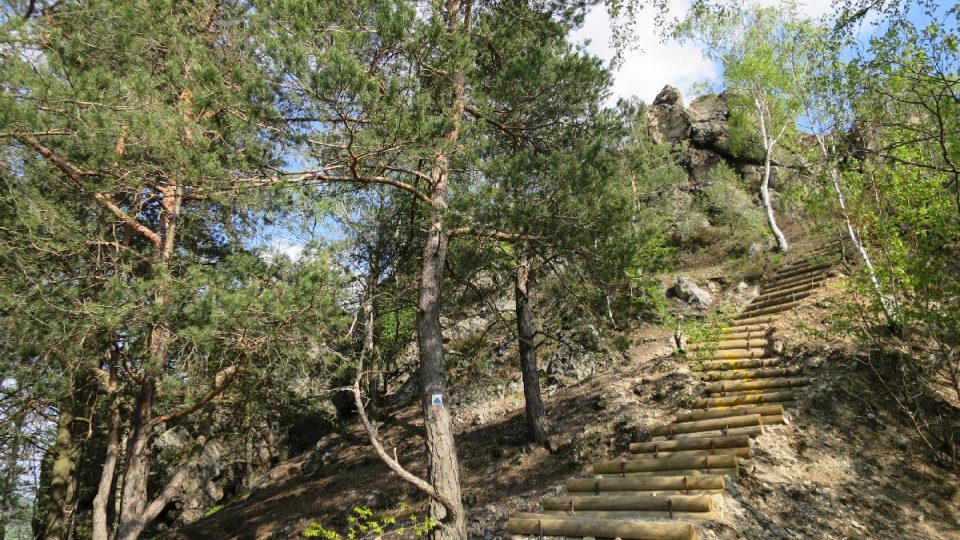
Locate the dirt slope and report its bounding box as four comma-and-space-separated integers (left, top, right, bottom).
171, 274, 960, 540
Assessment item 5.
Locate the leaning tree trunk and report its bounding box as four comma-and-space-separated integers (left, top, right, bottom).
761, 152, 789, 253
514, 250, 551, 448
755, 95, 788, 253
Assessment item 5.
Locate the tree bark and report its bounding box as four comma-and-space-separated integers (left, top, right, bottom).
91, 392, 121, 540
116, 377, 156, 540
40, 381, 95, 540
760, 153, 789, 253
514, 250, 551, 448
416, 2, 469, 538
755, 94, 789, 253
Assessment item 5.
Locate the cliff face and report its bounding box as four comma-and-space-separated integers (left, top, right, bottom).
646, 85, 790, 252
647, 84, 767, 189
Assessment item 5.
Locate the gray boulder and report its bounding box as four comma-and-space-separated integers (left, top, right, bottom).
671, 276, 713, 308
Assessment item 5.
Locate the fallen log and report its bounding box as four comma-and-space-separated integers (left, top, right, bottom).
507, 514, 699, 540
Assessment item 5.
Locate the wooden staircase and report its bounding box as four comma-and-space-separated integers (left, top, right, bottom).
505, 241, 843, 539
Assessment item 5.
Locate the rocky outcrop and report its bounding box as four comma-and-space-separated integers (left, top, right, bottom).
647, 85, 691, 145
647, 86, 766, 187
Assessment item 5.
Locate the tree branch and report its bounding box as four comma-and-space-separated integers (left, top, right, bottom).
237, 171, 431, 204
150, 363, 243, 427
15, 135, 163, 247
448, 226, 539, 242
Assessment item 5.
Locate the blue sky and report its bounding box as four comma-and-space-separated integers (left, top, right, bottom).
568, 0, 837, 105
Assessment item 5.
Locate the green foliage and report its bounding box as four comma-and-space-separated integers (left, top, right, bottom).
302, 504, 436, 539
697, 163, 766, 234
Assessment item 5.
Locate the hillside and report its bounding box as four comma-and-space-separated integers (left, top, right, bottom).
170, 243, 960, 539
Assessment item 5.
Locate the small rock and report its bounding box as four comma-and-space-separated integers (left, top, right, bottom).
749, 242, 767, 257
806, 356, 823, 368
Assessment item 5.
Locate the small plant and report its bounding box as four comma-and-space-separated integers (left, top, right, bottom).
303, 503, 437, 539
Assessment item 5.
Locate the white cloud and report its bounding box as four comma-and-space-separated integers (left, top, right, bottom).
569, 0, 838, 105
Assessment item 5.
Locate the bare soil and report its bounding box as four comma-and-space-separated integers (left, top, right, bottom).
171, 251, 960, 540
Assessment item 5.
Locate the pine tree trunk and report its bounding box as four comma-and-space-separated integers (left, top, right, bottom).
514, 251, 551, 448
116, 377, 156, 540
40, 382, 95, 540
415, 2, 469, 538
0, 415, 25, 537
91, 391, 121, 540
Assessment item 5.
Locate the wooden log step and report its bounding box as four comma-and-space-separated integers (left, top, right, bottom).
729, 314, 779, 327
763, 274, 830, 294
629, 447, 753, 459
660, 425, 764, 440
566, 475, 725, 494
706, 377, 809, 394
780, 252, 837, 269
687, 338, 768, 352
696, 348, 769, 360
734, 300, 803, 320
594, 454, 738, 474
762, 271, 828, 293
688, 329, 770, 343
675, 405, 784, 423
691, 391, 797, 409
717, 323, 770, 335
596, 468, 739, 478
752, 281, 819, 303
703, 366, 801, 381
507, 513, 700, 540
745, 291, 811, 312
650, 414, 764, 437
630, 434, 751, 455
539, 509, 713, 521
761, 278, 827, 299
770, 262, 831, 281
542, 495, 713, 513
693, 358, 782, 371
